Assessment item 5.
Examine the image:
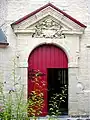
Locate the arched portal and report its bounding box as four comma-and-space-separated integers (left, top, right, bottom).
28, 44, 68, 116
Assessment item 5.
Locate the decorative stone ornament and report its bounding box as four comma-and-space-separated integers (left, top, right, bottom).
10, 3, 87, 116
32, 18, 65, 39
11, 3, 86, 35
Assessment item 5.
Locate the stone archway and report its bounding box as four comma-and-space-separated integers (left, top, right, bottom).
11, 3, 86, 116
28, 44, 68, 116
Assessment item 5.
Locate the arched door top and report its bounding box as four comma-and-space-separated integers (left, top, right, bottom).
28, 44, 68, 68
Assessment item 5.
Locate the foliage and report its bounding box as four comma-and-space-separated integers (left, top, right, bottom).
49, 85, 68, 116
0, 83, 29, 120
28, 69, 46, 117
0, 59, 29, 120
0, 58, 68, 120
0, 57, 46, 120
28, 91, 44, 116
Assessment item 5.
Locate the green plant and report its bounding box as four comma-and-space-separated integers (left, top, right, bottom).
0, 57, 46, 120
0, 57, 68, 120
28, 69, 46, 118
0, 58, 29, 120
49, 85, 67, 116
0, 83, 29, 120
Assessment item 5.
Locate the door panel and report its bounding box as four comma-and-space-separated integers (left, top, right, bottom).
28, 44, 68, 116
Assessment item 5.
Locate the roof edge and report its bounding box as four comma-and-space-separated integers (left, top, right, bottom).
0, 42, 9, 48
11, 3, 87, 28
0, 42, 9, 45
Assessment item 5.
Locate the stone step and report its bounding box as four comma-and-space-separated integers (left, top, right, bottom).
30, 117, 90, 120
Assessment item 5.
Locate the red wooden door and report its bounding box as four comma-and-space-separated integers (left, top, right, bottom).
28, 44, 68, 116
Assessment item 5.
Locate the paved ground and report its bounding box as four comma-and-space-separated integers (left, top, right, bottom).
30, 117, 90, 120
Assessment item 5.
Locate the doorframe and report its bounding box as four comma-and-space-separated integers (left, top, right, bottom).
19, 42, 79, 116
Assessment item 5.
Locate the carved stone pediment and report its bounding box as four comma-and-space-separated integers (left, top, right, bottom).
30, 16, 66, 38
12, 3, 86, 37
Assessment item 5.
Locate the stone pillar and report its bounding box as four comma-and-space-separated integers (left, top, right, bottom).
68, 67, 79, 116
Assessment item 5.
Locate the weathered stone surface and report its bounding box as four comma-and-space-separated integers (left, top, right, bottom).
0, 0, 90, 116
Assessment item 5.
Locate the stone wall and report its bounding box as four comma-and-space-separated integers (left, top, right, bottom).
0, 0, 90, 116
0, 0, 7, 32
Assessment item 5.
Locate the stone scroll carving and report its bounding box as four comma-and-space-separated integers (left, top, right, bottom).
32, 18, 65, 39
